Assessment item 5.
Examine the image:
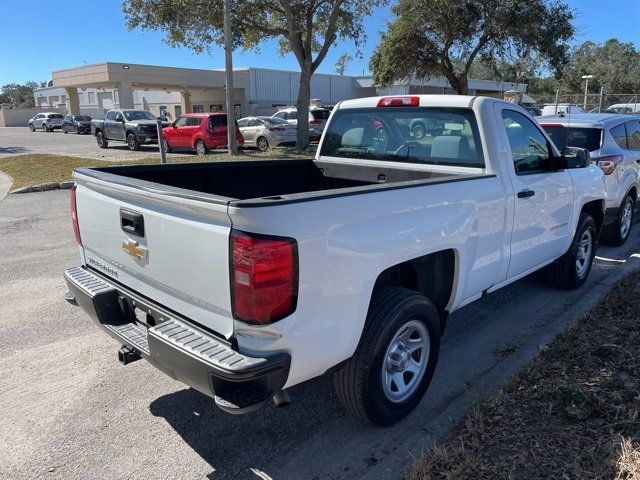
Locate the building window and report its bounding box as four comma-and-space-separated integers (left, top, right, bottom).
88, 92, 95, 104
159, 105, 168, 120
174, 105, 182, 117
193, 104, 204, 113
209, 104, 223, 112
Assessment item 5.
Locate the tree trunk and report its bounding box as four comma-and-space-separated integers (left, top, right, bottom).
296, 62, 312, 151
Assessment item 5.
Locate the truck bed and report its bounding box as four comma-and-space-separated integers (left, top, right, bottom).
79, 159, 481, 207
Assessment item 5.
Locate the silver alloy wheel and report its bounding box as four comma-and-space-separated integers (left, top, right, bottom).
257, 137, 269, 151
412, 124, 425, 139
127, 134, 136, 150
381, 319, 430, 403
97, 132, 104, 147
196, 141, 206, 155
620, 199, 633, 239
575, 228, 593, 278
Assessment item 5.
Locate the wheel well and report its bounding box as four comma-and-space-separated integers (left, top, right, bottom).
628, 186, 637, 201
126, 130, 136, 137
581, 200, 605, 235
372, 249, 455, 332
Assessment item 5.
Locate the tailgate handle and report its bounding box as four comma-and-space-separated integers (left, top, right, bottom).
120, 209, 145, 237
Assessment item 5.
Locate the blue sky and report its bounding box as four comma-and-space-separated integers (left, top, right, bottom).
0, 0, 638, 85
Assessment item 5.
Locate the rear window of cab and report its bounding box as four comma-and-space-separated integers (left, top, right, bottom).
319, 107, 485, 168
541, 125, 603, 152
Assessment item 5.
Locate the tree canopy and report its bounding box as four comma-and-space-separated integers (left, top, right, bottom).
370, 0, 575, 95
123, 0, 380, 149
0, 82, 41, 108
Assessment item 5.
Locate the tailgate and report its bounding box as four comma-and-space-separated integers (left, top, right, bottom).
74, 173, 234, 338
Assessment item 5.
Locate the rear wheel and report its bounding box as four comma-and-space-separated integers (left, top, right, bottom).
195, 140, 208, 156
601, 195, 634, 246
334, 287, 441, 425
96, 131, 108, 149
42, 123, 49, 132
548, 213, 597, 290
256, 136, 269, 152
127, 133, 140, 151
74, 125, 79, 134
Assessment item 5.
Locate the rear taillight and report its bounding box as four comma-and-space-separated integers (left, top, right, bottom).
310, 119, 323, 125
377, 96, 420, 107
70, 185, 82, 246
595, 154, 623, 175
230, 230, 298, 325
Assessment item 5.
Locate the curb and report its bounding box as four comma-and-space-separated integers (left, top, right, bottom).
10, 181, 74, 194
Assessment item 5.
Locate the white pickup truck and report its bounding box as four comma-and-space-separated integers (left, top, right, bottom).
64, 95, 605, 425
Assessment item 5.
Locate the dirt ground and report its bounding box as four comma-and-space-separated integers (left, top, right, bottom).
409, 270, 640, 480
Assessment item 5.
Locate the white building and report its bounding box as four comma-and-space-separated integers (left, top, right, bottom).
33, 62, 526, 119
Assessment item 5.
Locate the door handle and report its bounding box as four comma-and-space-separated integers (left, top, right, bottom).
120, 208, 145, 237
517, 189, 535, 199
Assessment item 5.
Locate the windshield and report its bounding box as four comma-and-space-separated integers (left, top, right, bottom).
319, 107, 485, 168
123, 111, 157, 121
74, 115, 91, 121
541, 126, 603, 152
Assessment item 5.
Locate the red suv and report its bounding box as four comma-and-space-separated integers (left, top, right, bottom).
162, 113, 244, 155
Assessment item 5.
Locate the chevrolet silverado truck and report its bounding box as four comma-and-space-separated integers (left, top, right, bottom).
65, 95, 605, 426
91, 109, 169, 151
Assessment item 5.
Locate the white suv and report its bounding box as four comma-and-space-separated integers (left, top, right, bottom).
29, 112, 64, 132
540, 114, 640, 245
272, 107, 331, 141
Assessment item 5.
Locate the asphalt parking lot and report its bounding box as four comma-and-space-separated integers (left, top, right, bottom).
0, 127, 165, 161
1, 189, 639, 480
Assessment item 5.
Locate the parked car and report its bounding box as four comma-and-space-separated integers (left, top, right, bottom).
65, 94, 604, 426
539, 114, 640, 246
29, 112, 64, 132
91, 109, 169, 151
540, 104, 586, 116
62, 114, 92, 134
272, 107, 331, 141
162, 113, 244, 155
524, 106, 542, 117
237, 116, 296, 151
608, 103, 640, 114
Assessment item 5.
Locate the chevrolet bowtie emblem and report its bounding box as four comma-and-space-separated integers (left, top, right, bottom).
122, 239, 148, 260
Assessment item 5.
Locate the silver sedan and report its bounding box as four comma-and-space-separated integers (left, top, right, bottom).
237, 116, 297, 151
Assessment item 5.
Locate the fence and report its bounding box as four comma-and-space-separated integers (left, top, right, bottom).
533, 92, 640, 114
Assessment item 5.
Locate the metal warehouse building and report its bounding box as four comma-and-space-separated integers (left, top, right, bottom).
33, 62, 526, 119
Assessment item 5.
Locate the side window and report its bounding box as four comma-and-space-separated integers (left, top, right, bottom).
501, 109, 551, 175
610, 124, 628, 149
174, 116, 188, 127
187, 117, 202, 127
625, 121, 640, 151
248, 119, 261, 127
106, 111, 116, 121
273, 112, 284, 119
237, 118, 248, 127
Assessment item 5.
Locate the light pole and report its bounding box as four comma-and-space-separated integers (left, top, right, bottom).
223, 0, 237, 155
582, 75, 593, 110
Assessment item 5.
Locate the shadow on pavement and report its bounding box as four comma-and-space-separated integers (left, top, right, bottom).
0, 146, 28, 154
149, 374, 347, 479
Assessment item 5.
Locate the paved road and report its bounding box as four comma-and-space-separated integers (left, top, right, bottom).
1, 190, 639, 480
0, 127, 165, 161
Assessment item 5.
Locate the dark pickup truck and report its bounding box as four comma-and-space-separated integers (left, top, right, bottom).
91, 109, 169, 151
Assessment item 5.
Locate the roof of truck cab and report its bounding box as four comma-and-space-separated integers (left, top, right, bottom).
333, 94, 522, 110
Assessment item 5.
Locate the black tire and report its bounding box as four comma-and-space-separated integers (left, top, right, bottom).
411, 123, 426, 139
195, 140, 208, 156
74, 125, 79, 134
601, 195, 634, 246
548, 213, 597, 290
29, 124, 35, 132
127, 133, 141, 151
96, 131, 108, 149
63, 127, 68, 134
256, 136, 269, 152
334, 287, 441, 426
43, 123, 49, 132
162, 138, 171, 153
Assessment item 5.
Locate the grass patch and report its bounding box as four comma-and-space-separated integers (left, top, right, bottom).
408, 271, 640, 479
0, 150, 311, 190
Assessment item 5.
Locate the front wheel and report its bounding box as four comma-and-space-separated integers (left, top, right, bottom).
29, 124, 35, 132
42, 123, 49, 132
601, 195, 634, 246
334, 287, 441, 426
162, 138, 171, 153
127, 133, 141, 151
96, 131, 108, 149
195, 140, 208, 156
548, 212, 597, 290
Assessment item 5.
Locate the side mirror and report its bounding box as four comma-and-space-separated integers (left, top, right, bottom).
562, 146, 591, 168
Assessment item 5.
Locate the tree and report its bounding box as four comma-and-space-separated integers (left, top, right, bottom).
335, 53, 353, 75
557, 39, 640, 94
122, 0, 379, 150
370, 0, 575, 95
0, 82, 40, 108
